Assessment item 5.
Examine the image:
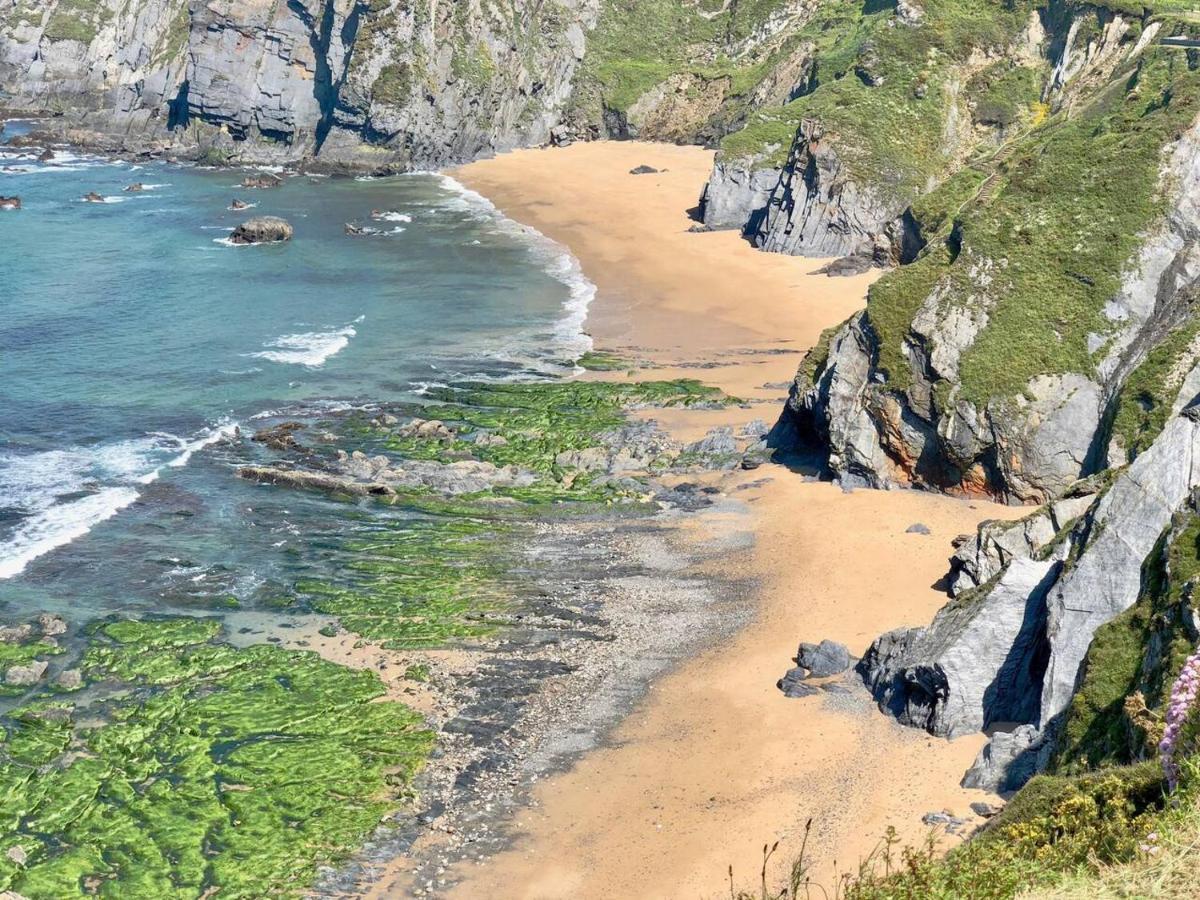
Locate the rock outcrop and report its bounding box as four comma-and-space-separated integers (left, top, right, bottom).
230, 216, 293, 244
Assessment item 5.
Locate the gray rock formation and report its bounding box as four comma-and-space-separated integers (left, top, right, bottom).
1, 0, 599, 170
780, 15, 1200, 504
861, 377, 1200, 789
797, 639, 850, 677
230, 216, 293, 244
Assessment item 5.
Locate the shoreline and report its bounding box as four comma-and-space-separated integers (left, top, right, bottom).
424, 141, 1028, 897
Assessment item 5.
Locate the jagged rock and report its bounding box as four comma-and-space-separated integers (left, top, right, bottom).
777, 668, 819, 698
252, 421, 305, 451
684, 427, 737, 457
797, 639, 850, 677
921, 811, 969, 834
970, 801, 1002, 818
36, 613, 67, 636
37, 148, 53, 162
961, 725, 1048, 793
5, 659, 48, 686
241, 174, 282, 189
229, 199, 250, 210
230, 216, 293, 244
0, 196, 20, 209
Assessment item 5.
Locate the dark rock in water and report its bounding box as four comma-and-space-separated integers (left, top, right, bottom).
55, 669, 84, 691
230, 216, 293, 244
37, 148, 54, 162
344, 222, 382, 236
252, 421, 305, 451
629, 165, 658, 174
238, 465, 390, 496
817, 254, 875, 277
82, 191, 104, 203
242, 173, 282, 189
797, 639, 851, 677
970, 801, 1002, 818
906, 522, 931, 535
229, 198, 250, 210
778, 668, 819, 698
124, 182, 144, 192
0, 195, 20, 209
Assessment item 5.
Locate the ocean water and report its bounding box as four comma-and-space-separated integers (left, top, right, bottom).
0, 120, 593, 620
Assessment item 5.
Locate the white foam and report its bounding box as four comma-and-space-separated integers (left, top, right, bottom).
0, 487, 140, 580
374, 211, 412, 223
212, 236, 248, 247
250, 322, 358, 367
0, 421, 238, 579
434, 174, 596, 358
76, 195, 127, 204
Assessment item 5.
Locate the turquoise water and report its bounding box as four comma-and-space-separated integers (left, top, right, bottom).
0, 121, 591, 617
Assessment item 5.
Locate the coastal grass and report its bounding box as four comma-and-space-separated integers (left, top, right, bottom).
0, 618, 433, 899
1108, 319, 1200, 461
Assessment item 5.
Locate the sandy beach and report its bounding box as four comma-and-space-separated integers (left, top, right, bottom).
381, 141, 1028, 898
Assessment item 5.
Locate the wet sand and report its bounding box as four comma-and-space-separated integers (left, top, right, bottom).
417, 142, 1025, 898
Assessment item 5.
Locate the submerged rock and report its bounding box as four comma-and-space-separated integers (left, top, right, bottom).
37, 148, 54, 162
0, 195, 20, 209
5, 659, 47, 686
82, 192, 104, 203
229, 198, 250, 210
230, 216, 293, 244
241, 173, 282, 189
251, 421, 305, 451
124, 182, 144, 192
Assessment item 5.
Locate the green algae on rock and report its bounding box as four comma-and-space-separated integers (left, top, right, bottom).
0, 618, 433, 899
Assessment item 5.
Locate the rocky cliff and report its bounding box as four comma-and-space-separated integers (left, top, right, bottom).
761, 1, 1200, 793
0, 0, 854, 170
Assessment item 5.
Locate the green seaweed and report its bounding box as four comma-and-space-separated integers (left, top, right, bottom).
0, 619, 433, 899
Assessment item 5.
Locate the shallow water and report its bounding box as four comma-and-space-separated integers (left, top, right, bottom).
0, 120, 591, 619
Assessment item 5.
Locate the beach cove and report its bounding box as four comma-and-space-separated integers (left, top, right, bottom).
355, 143, 1026, 896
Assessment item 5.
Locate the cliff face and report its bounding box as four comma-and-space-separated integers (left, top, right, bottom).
0, 0, 846, 170
767, 2, 1200, 792
0, 0, 597, 169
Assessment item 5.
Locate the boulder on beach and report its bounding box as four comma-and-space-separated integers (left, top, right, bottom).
124, 183, 144, 192
797, 639, 851, 677
0, 196, 20, 210
82, 192, 104, 203
629, 165, 658, 174
242, 173, 282, 189
230, 216, 293, 244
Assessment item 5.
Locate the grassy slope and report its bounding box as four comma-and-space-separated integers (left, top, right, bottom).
866, 44, 1200, 404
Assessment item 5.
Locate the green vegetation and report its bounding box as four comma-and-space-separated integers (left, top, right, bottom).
43, 0, 109, 43
720, 0, 1040, 187
1054, 511, 1200, 772
576, 349, 630, 371
0, 619, 433, 898
865, 48, 1200, 401
372, 62, 414, 106
1108, 319, 1200, 461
